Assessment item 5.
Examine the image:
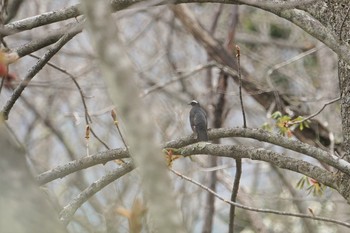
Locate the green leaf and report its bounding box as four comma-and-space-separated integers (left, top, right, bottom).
271, 111, 282, 119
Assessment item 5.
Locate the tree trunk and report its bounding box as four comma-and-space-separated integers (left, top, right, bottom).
309, 0, 350, 201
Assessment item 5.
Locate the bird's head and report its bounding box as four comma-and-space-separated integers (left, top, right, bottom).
189, 100, 200, 106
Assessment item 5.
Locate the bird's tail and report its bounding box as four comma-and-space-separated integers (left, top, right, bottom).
197, 129, 208, 141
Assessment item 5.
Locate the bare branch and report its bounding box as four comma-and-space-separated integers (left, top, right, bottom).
28, 53, 110, 149
166, 127, 350, 175
268, 8, 350, 65
14, 21, 83, 58
1, 25, 81, 120
238, 0, 317, 10
266, 45, 324, 76
36, 148, 129, 185
3, 4, 81, 36
173, 143, 337, 189
170, 167, 350, 229
37, 127, 348, 186
288, 97, 341, 126
3, 0, 349, 65
142, 62, 216, 97
59, 162, 134, 226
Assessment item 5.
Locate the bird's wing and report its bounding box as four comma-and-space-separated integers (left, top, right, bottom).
193, 110, 207, 130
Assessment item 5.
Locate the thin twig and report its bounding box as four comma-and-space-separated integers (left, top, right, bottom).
170, 167, 350, 229
229, 43, 245, 233
236, 45, 246, 128
111, 109, 129, 151
266, 45, 323, 76
1, 28, 80, 120
27, 53, 110, 149
288, 97, 340, 126
142, 62, 216, 97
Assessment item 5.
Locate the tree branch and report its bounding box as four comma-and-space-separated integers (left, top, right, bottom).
1, 24, 81, 120
2, 4, 81, 36
3, 0, 350, 64
59, 162, 134, 226
166, 127, 350, 176
263, 7, 350, 65
38, 128, 344, 186
170, 167, 350, 229
37, 148, 129, 185
173, 143, 337, 189
14, 21, 83, 58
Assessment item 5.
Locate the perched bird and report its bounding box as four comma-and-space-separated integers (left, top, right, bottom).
189, 100, 208, 141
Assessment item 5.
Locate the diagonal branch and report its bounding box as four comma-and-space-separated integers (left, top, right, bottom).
59, 162, 134, 226
170, 167, 350, 229
36, 148, 129, 185
2, 4, 81, 36
267, 7, 350, 65
1, 24, 81, 120
14, 21, 84, 58
173, 143, 337, 189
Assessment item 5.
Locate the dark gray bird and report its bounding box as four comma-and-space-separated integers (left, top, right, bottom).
189, 100, 208, 141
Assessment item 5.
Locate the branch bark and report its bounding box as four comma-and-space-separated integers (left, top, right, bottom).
59, 162, 134, 226
1, 26, 80, 119
2, 4, 81, 36
37, 148, 129, 185
167, 128, 350, 175
173, 143, 337, 189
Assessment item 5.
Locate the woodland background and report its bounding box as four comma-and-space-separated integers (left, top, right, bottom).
0, 1, 349, 233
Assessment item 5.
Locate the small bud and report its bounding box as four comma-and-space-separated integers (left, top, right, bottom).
235, 45, 240, 58
111, 109, 117, 121
111, 109, 119, 125
85, 125, 90, 139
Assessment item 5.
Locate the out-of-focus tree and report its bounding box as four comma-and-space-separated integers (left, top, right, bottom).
1, 0, 350, 233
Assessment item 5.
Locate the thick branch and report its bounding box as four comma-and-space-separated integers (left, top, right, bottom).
37, 148, 129, 185
174, 143, 337, 189
14, 21, 83, 58
2, 4, 81, 36
166, 127, 350, 175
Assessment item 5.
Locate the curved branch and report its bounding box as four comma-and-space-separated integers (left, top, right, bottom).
173, 143, 337, 189
170, 167, 350, 229
166, 127, 350, 175
59, 162, 134, 226
36, 148, 129, 185
267, 8, 350, 65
